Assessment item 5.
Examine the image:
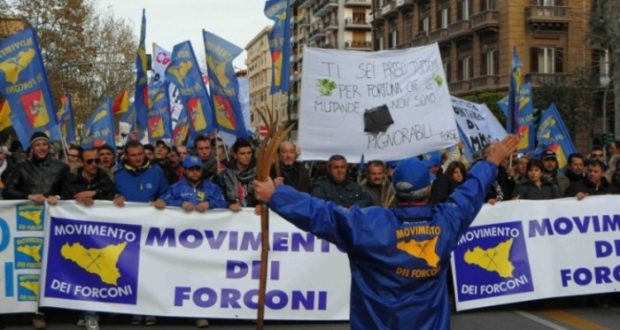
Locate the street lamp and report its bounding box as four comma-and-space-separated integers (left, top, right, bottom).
600, 74, 611, 159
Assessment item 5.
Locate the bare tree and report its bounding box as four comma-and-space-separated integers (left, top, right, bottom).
11, 0, 136, 124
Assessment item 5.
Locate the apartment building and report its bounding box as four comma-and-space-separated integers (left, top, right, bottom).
371, 0, 601, 95
288, 0, 374, 133
245, 26, 288, 137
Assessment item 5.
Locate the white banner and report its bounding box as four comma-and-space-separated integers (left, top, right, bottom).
151, 43, 171, 84
452, 196, 620, 311
40, 202, 350, 320
298, 45, 458, 161
0, 201, 45, 313
451, 96, 506, 156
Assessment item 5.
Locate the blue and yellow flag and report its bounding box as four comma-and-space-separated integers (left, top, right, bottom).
134, 9, 148, 130
264, 0, 291, 94
0, 27, 60, 148
507, 48, 523, 134
165, 41, 215, 136
0, 100, 11, 131
147, 82, 172, 142
203, 30, 249, 138
82, 97, 115, 149
57, 94, 76, 144
535, 103, 577, 169
515, 82, 535, 153
173, 106, 190, 146
119, 102, 136, 132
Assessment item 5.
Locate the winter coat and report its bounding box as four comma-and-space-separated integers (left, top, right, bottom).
220, 165, 257, 207
161, 178, 227, 208
2, 156, 70, 199
513, 178, 560, 200
310, 176, 373, 208
114, 161, 169, 202
61, 167, 116, 200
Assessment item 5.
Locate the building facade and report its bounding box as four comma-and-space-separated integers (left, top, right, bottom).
245, 26, 288, 137
371, 0, 600, 94
288, 0, 374, 133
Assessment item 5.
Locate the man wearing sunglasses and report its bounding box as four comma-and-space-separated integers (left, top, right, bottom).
62, 148, 116, 206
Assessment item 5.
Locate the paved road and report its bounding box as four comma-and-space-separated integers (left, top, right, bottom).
2, 300, 619, 329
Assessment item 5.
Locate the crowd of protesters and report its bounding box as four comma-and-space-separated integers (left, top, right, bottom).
1, 132, 620, 329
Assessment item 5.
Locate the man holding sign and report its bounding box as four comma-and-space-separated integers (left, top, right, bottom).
255, 135, 519, 329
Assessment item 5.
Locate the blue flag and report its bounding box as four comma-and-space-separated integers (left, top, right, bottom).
515, 82, 535, 154
264, 0, 291, 94
57, 94, 76, 144
166, 41, 215, 136
147, 82, 172, 142
172, 106, 190, 146
507, 48, 523, 134
0, 27, 60, 148
82, 97, 115, 149
203, 30, 249, 138
535, 103, 577, 169
119, 102, 136, 132
134, 9, 148, 129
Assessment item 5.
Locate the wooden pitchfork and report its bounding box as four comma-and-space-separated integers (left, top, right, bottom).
255, 105, 293, 330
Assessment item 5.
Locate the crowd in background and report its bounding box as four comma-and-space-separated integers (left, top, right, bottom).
1, 132, 620, 330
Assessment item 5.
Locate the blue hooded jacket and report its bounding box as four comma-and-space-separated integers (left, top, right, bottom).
161, 178, 227, 208
114, 162, 169, 202
267, 161, 497, 329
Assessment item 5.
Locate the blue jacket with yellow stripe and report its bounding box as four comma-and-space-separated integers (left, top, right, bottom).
161, 178, 227, 208
267, 161, 497, 330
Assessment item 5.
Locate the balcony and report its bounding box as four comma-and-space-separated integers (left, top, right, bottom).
470, 75, 500, 91
373, 8, 385, 22
381, 2, 397, 17
345, 0, 371, 7
448, 80, 471, 94
448, 20, 472, 39
298, 17, 310, 27
526, 73, 570, 87
526, 6, 570, 23
428, 28, 449, 44
344, 40, 373, 50
471, 10, 499, 31
324, 19, 338, 30
395, 0, 414, 9
314, 0, 338, 17
411, 33, 429, 47
345, 18, 372, 29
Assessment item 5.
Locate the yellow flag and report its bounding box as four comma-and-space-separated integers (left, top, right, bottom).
0, 100, 12, 131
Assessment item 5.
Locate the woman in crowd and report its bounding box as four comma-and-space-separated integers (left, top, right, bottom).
429, 160, 467, 204
513, 159, 561, 200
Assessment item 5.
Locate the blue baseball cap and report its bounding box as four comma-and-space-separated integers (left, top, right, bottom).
420, 151, 442, 167
392, 157, 433, 193
183, 156, 203, 169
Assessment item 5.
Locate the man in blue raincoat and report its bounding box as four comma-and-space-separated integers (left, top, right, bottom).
254, 135, 519, 329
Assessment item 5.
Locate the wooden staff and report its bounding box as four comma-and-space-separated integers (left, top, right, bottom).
255, 106, 293, 330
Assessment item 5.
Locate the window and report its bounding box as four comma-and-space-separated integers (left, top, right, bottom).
437, 0, 449, 29
419, 3, 430, 35
482, 0, 496, 10
530, 47, 563, 73
404, 13, 414, 43
458, 56, 473, 80
389, 19, 398, 48
538, 0, 556, 6
458, 0, 472, 20
482, 49, 498, 75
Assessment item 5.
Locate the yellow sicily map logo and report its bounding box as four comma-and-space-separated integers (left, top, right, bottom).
464, 238, 515, 278
397, 236, 440, 268
61, 242, 127, 285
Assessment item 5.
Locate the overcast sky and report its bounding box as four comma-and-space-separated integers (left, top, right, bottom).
96, 0, 273, 68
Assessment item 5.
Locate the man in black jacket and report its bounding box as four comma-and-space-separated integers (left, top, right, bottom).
1, 132, 69, 329
2, 132, 69, 205
565, 159, 617, 199
62, 148, 116, 205
272, 141, 311, 193
310, 154, 373, 208
564, 153, 586, 183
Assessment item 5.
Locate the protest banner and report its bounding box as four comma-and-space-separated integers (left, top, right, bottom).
0, 201, 46, 314
39, 202, 350, 320
451, 96, 506, 157
452, 196, 620, 311
298, 45, 458, 161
